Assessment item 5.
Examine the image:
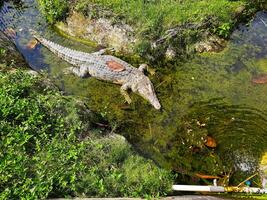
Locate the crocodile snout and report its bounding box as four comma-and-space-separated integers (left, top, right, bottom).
152, 99, 161, 110
136, 77, 161, 110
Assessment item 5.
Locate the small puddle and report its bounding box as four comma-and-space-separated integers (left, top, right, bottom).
1, 0, 267, 184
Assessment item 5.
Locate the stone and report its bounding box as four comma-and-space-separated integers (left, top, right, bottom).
56, 12, 136, 53
195, 36, 226, 53
165, 46, 176, 60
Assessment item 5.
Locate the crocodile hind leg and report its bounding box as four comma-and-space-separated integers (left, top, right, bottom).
67, 65, 90, 78
120, 84, 132, 104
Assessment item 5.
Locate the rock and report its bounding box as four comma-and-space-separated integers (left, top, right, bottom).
26, 70, 39, 76
56, 12, 136, 53
165, 46, 176, 60
195, 35, 226, 53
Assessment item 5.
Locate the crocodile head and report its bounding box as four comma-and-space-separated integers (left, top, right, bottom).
134, 76, 161, 110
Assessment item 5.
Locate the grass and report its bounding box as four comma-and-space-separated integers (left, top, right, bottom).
74, 0, 248, 36
69, 0, 263, 57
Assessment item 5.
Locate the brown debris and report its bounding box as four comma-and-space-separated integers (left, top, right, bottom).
252, 74, 267, 84
204, 136, 217, 148
196, 173, 221, 179
106, 60, 125, 72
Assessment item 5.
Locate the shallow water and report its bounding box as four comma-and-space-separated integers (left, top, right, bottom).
1, 0, 267, 184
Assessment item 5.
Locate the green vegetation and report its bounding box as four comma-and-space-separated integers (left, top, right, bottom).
75, 0, 244, 30
0, 48, 174, 199
36, 0, 267, 60
62, 0, 263, 57
37, 0, 69, 24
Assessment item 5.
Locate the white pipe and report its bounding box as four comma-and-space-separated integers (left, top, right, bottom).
172, 185, 267, 194
172, 185, 225, 192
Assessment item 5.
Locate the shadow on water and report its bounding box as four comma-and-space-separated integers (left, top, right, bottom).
1, 0, 267, 184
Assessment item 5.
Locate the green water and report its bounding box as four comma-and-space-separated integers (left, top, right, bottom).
1, 0, 267, 185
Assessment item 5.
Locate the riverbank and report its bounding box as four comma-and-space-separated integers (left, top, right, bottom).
39, 0, 266, 60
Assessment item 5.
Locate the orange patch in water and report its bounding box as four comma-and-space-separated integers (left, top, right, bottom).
204, 136, 217, 148
106, 60, 125, 72
252, 74, 267, 84
26, 39, 38, 49
195, 173, 221, 179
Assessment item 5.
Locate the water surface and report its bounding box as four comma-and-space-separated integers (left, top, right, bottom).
1, 0, 267, 184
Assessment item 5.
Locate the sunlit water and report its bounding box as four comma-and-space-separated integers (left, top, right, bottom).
1, 0, 267, 184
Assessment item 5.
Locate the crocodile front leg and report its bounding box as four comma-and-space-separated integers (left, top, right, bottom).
120, 84, 132, 104
91, 47, 115, 55
139, 64, 156, 75
138, 64, 148, 73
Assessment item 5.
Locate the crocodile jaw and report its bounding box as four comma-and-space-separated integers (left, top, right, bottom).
135, 77, 161, 110
150, 97, 161, 110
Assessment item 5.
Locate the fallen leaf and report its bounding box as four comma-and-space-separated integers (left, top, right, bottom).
252, 74, 267, 84
196, 173, 221, 179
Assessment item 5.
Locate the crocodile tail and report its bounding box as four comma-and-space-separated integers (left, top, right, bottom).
29, 29, 43, 42
29, 29, 38, 37
28, 29, 83, 66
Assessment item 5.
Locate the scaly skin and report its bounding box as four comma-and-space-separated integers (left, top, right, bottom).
30, 30, 161, 110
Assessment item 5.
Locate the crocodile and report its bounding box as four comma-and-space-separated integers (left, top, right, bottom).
30, 30, 161, 110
